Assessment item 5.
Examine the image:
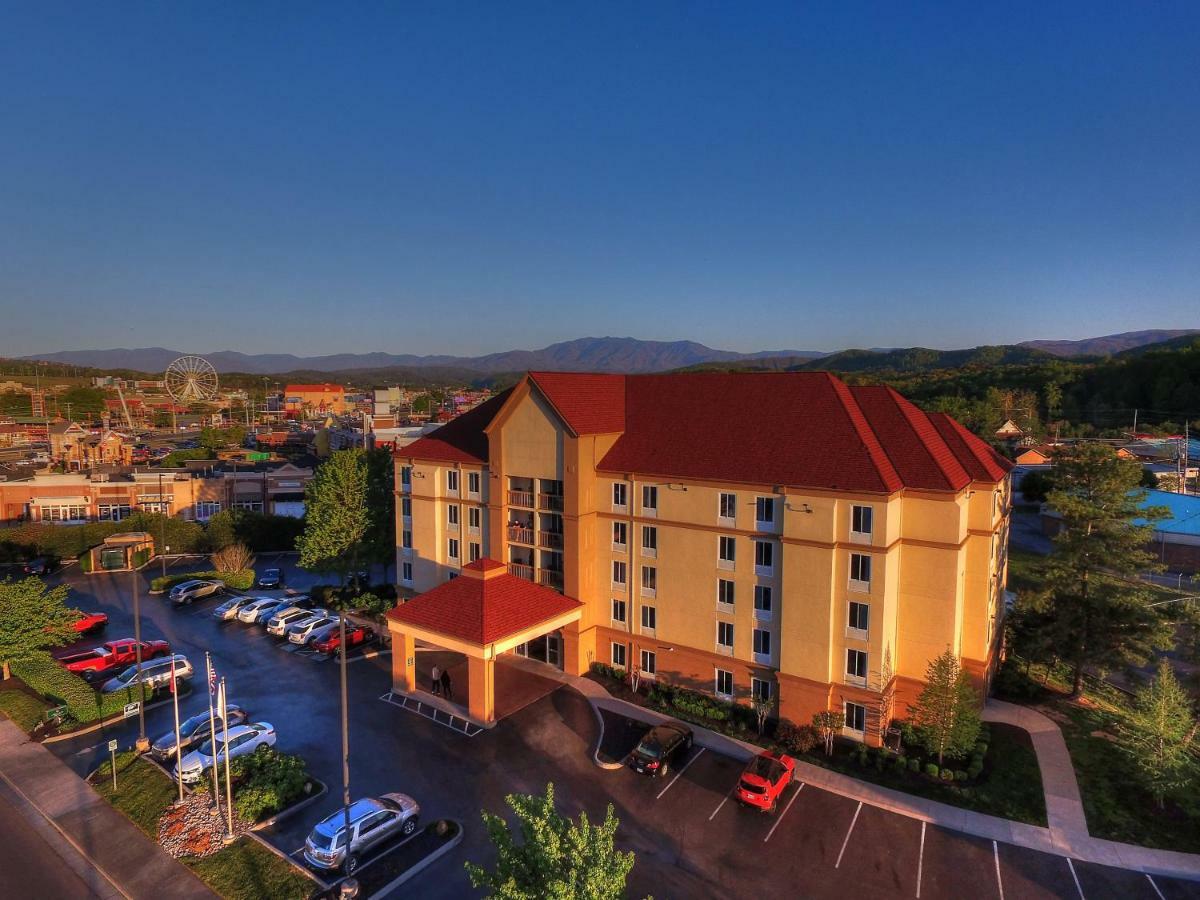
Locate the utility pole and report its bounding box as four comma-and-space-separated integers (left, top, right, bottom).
340, 609, 353, 872
159, 472, 168, 578
132, 569, 149, 753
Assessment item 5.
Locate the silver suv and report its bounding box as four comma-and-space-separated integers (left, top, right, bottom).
169, 580, 223, 605
101, 654, 193, 693
303, 794, 420, 873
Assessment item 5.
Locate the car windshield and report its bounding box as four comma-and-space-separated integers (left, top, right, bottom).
310, 828, 344, 851
198, 737, 226, 756
747, 757, 784, 781
116, 667, 137, 685
634, 738, 664, 759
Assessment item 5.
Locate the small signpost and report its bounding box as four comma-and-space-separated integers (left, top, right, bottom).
108, 739, 118, 791
123, 701, 141, 720
45, 704, 68, 724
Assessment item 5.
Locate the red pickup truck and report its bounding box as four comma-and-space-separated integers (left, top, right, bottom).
59, 639, 171, 679
70, 611, 109, 634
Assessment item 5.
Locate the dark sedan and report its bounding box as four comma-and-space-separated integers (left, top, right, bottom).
256, 568, 284, 589
628, 721, 693, 777
151, 705, 247, 760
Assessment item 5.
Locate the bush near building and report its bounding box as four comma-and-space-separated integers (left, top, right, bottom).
191, 746, 314, 823
10, 651, 165, 725
149, 570, 255, 593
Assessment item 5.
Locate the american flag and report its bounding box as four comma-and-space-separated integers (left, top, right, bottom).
208, 663, 218, 697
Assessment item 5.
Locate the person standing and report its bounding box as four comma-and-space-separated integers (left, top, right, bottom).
440, 668, 452, 702
431, 664, 441, 696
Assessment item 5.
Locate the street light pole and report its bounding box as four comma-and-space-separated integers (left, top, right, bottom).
132, 568, 149, 753
158, 471, 168, 578
340, 610, 352, 871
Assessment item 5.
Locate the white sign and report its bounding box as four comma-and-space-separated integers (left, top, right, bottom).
107, 739, 118, 752
122, 702, 140, 719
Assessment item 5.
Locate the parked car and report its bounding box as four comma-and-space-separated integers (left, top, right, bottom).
266, 607, 320, 636
59, 639, 171, 680
256, 568, 284, 589
735, 751, 796, 813
212, 595, 254, 621
627, 721, 693, 777
151, 705, 247, 760
101, 654, 193, 693
303, 794, 421, 873
174, 722, 276, 784
237, 598, 286, 624
168, 580, 224, 605
287, 614, 338, 645
70, 610, 108, 634
312, 624, 375, 656
23, 557, 58, 575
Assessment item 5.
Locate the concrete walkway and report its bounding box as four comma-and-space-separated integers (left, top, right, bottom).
0, 719, 216, 900
539, 664, 1200, 882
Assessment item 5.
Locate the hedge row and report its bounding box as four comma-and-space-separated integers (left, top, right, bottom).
12, 651, 152, 724
149, 569, 255, 593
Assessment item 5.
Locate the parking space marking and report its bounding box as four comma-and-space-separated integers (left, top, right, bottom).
763, 781, 804, 843
1066, 858, 1084, 899
993, 841, 1005, 900
708, 794, 730, 821
916, 821, 925, 898
834, 800, 862, 868
289, 847, 305, 858
1145, 874, 1165, 900
656, 747, 705, 800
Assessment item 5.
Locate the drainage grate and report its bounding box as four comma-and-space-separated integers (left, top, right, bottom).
378, 691, 484, 737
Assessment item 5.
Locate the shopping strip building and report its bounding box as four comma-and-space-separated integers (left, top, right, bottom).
388, 371, 1011, 742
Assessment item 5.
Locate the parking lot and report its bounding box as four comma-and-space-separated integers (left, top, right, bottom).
34, 560, 1200, 899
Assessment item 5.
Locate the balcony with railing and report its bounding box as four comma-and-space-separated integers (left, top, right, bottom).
508, 562, 534, 581
508, 476, 535, 509
507, 525, 534, 545
538, 492, 564, 512
538, 530, 563, 550
537, 568, 564, 591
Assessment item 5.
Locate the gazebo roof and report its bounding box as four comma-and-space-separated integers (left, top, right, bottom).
387, 559, 581, 647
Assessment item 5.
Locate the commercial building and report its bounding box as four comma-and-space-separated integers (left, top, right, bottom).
389, 371, 1012, 740
284, 384, 347, 417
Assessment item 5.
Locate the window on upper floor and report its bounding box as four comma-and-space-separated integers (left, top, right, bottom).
755, 497, 775, 526
401, 562, 413, 583
612, 482, 628, 509
401, 497, 412, 518
715, 668, 734, 698
716, 621, 734, 651
447, 538, 460, 560
717, 578, 735, 607
848, 601, 869, 635
851, 505, 873, 539
612, 521, 627, 549
402, 529, 412, 549
640, 649, 656, 676
754, 584, 773, 616
468, 506, 481, 530
641, 604, 656, 631
612, 560, 627, 586
400, 466, 412, 487
753, 628, 772, 659
846, 649, 868, 682
850, 553, 872, 591
642, 485, 658, 515
468, 471, 481, 496
640, 565, 657, 596
641, 525, 657, 556
469, 542, 481, 563
611, 642, 626, 668
447, 505, 459, 526
446, 470, 459, 494
611, 599, 627, 623
754, 540, 774, 573
719, 492, 737, 521
718, 535, 736, 568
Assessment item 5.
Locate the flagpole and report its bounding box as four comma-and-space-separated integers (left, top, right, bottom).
171, 659, 183, 803
220, 678, 234, 842
206, 653, 221, 817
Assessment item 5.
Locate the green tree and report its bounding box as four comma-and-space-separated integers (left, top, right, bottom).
297, 450, 369, 586
1019, 469, 1055, 503
0, 578, 79, 680
910, 649, 981, 766
1042, 443, 1173, 697
364, 448, 396, 580
1116, 659, 1197, 808
464, 783, 636, 900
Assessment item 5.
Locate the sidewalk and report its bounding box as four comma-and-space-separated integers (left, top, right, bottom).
550, 666, 1200, 882
0, 719, 216, 900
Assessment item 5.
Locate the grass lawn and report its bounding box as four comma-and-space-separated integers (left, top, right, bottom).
0, 687, 49, 732
89, 753, 317, 899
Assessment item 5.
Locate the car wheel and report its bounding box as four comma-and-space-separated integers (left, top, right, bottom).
659, 761, 669, 778
684, 735, 693, 751
345, 855, 359, 875
769, 799, 778, 814
402, 817, 418, 836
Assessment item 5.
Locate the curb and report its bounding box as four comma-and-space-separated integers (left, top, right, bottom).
359, 821, 464, 898
244, 830, 329, 892
588, 703, 625, 771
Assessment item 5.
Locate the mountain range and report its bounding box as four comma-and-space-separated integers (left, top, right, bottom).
21, 329, 1198, 376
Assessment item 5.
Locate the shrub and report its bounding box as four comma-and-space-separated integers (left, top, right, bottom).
924, 763, 940, 778
132, 548, 150, 569
974, 742, 988, 757
79, 553, 93, 574
229, 747, 310, 822
149, 569, 254, 593
967, 760, 984, 780
588, 662, 624, 683
955, 770, 968, 782
11, 651, 152, 724
908, 757, 921, 773
941, 769, 956, 782
211, 543, 255, 574
893, 756, 908, 773
776, 721, 819, 755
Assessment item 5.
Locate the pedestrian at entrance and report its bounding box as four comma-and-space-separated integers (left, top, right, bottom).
440, 669, 452, 702
431, 664, 441, 696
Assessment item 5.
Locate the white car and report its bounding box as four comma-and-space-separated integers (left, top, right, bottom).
266, 607, 318, 636
237, 598, 285, 624
174, 722, 277, 784
287, 614, 338, 644
212, 596, 254, 621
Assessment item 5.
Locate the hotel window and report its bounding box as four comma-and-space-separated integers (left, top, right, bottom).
469, 542, 481, 563
447, 538, 460, 560
716, 621, 734, 653
751, 678, 772, 702
753, 628, 772, 662
401, 562, 413, 583
98, 503, 132, 521
641, 604, 656, 632
754, 585, 773, 619
717, 578, 735, 608
612, 642, 627, 668
851, 505, 873, 540
718, 535, 736, 569
195, 501, 222, 521
715, 668, 734, 698
849, 553, 872, 591
468, 506, 481, 532
640, 565, 657, 597
755, 497, 775, 526
641, 485, 658, 516
612, 521, 627, 550
640, 649, 656, 676
447, 505, 460, 527
400, 466, 412, 488
848, 601, 869, 636
612, 482, 628, 510
718, 492, 736, 521
232, 500, 264, 512
446, 470, 459, 495
468, 471, 481, 496
641, 526, 657, 557
402, 529, 413, 549
846, 649, 868, 684
400, 497, 412, 518
611, 599, 627, 624
612, 560, 627, 588
754, 540, 774, 575
845, 701, 867, 733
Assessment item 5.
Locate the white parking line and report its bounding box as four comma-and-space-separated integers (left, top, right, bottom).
708, 794, 730, 821
1066, 858, 1085, 899
916, 821, 925, 898
763, 782, 804, 843
1145, 873, 1166, 900
834, 801, 863, 868
655, 747, 705, 800
993, 841, 1005, 900
289, 847, 305, 857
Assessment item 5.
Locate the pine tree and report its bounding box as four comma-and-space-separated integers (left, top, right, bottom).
0, 578, 79, 680
1117, 659, 1197, 808
1042, 443, 1173, 697
910, 650, 981, 766
296, 449, 369, 587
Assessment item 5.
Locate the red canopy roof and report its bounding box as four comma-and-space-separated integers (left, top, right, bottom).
387, 559, 581, 646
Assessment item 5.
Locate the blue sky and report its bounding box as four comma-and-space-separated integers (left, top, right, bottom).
1, 2, 1197, 357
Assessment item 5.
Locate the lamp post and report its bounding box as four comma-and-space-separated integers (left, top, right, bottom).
158, 471, 168, 578
339, 609, 353, 872
132, 568, 149, 753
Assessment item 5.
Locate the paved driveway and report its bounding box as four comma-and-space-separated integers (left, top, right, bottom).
39, 565, 1200, 899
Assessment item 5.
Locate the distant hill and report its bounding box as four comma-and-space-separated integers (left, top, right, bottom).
677, 344, 1059, 375
1018, 329, 1199, 357
1114, 333, 1200, 358
24, 337, 826, 376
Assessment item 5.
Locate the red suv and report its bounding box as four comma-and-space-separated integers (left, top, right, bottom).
312, 624, 375, 656
735, 751, 795, 812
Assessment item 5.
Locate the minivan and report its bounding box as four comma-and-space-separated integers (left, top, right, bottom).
101, 654, 194, 693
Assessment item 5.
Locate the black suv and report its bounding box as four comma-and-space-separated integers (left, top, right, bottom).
628, 721, 693, 777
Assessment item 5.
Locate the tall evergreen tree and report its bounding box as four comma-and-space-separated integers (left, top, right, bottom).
1117, 659, 1197, 808
297, 450, 369, 586
1042, 444, 1173, 697
363, 448, 396, 580
910, 650, 981, 766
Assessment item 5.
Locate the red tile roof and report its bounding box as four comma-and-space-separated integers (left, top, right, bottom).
386, 559, 582, 645
528, 372, 625, 435
927, 413, 1013, 483
398, 389, 513, 464
848, 385, 970, 491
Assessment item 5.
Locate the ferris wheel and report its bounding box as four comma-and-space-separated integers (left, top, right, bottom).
164, 355, 219, 403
